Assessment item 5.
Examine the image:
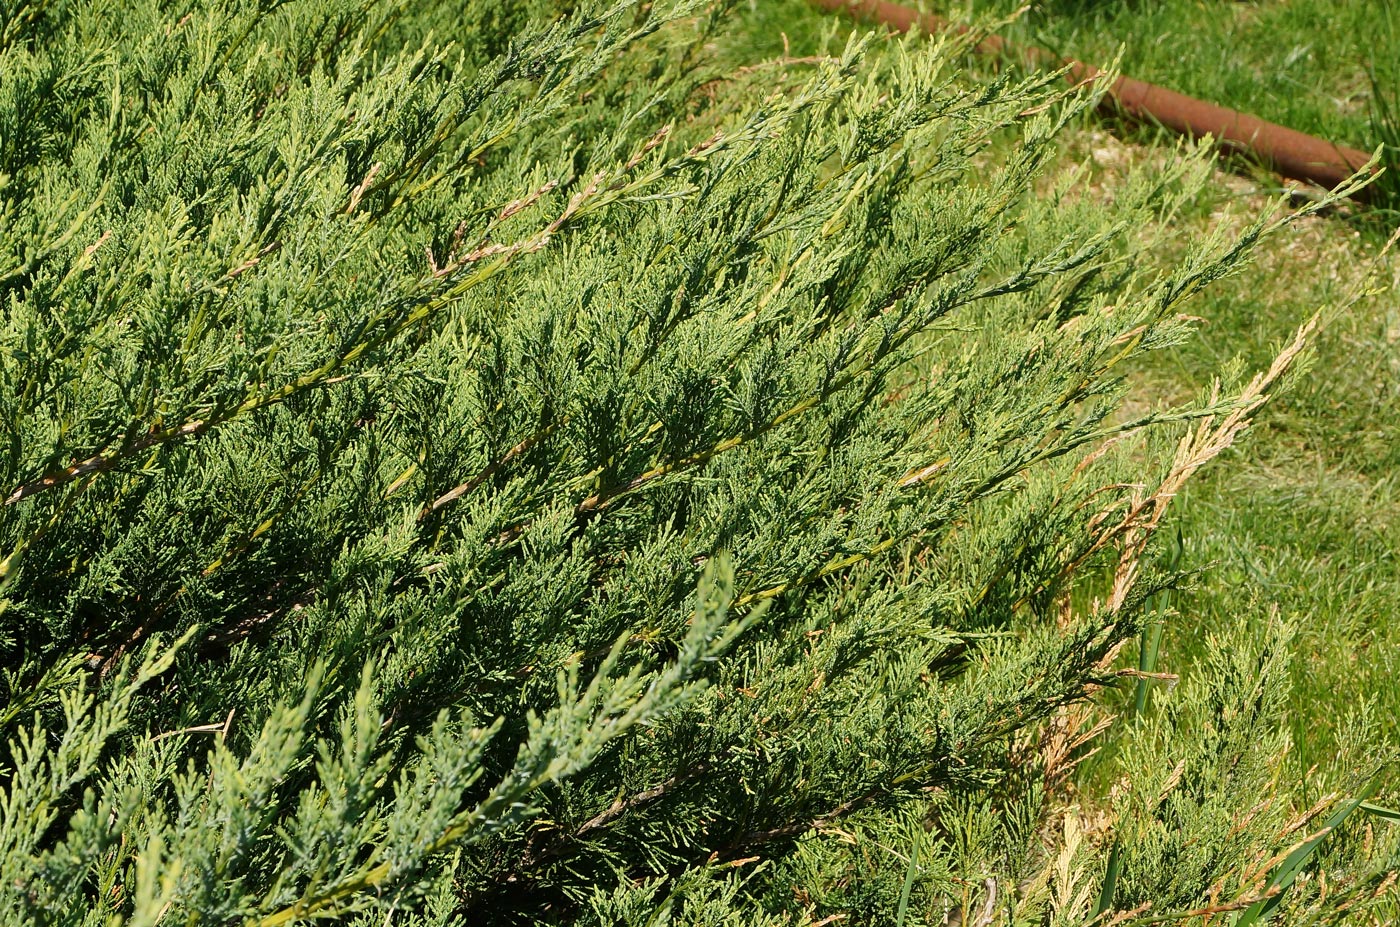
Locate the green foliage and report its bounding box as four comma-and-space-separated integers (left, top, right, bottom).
0, 0, 1391, 924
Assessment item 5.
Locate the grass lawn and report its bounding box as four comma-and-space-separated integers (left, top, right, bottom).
947, 0, 1400, 804
957, 0, 1398, 145
961, 0, 1400, 220
1068, 124, 1400, 793
727, 0, 1400, 915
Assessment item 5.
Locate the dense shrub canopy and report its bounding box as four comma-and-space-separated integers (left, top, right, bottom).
0, 0, 1387, 924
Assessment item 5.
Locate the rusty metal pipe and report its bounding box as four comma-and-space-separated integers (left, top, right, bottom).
810, 0, 1374, 197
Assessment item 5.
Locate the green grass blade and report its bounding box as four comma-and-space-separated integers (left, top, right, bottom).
1359, 801, 1400, 822
1235, 781, 1381, 926
1095, 839, 1123, 920
1132, 531, 1182, 720
1364, 0, 1400, 224
895, 830, 922, 927
1106, 533, 1183, 919
1133, 620, 1165, 719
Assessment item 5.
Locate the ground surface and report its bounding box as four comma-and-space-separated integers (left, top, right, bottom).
963, 0, 1398, 156
731, 0, 1400, 905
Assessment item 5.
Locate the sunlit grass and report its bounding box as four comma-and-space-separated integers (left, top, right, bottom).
719, 2, 1400, 917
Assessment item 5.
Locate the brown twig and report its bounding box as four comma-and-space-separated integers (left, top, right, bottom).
422, 426, 556, 520
6, 419, 211, 506
515, 763, 711, 870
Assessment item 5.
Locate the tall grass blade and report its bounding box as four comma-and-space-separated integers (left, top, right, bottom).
1234, 781, 1381, 926
895, 829, 922, 927
1101, 533, 1183, 918
1359, 801, 1400, 822
1095, 840, 1123, 921
1364, 0, 1400, 226
1134, 531, 1183, 718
